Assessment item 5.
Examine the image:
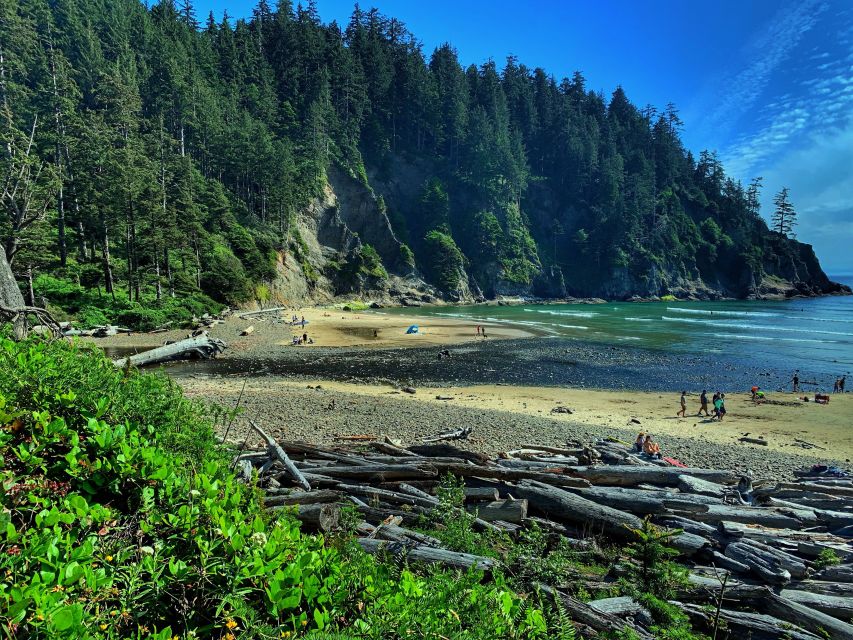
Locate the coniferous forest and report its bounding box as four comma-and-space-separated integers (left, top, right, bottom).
0, 0, 845, 328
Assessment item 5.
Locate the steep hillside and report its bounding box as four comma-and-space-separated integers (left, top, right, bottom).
0, 0, 846, 327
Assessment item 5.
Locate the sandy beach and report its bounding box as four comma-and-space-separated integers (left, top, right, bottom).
82, 306, 851, 477
86, 306, 533, 353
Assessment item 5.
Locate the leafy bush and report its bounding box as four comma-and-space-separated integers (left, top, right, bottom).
813, 548, 842, 570
359, 245, 387, 280
0, 338, 548, 639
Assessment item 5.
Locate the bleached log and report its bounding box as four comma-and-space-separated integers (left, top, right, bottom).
763, 591, 853, 640
724, 541, 797, 585
301, 463, 439, 481
677, 602, 821, 640
238, 306, 288, 318
677, 475, 725, 497
815, 563, 853, 582
467, 499, 528, 524
538, 585, 653, 640
668, 503, 808, 529
112, 334, 226, 367
270, 503, 340, 532
356, 538, 496, 572
588, 596, 648, 618
240, 325, 255, 336
464, 487, 500, 502
511, 480, 642, 540
250, 421, 311, 491
428, 462, 590, 488
562, 465, 737, 487
569, 485, 721, 515
263, 489, 341, 507
780, 589, 853, 621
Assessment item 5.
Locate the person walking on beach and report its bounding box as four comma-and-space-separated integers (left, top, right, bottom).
841, 376, 846, 393
835, 378, 841, 394
698, 390, 710, 416
718, 393, 727, 421
476, 325, 481, 336
791, 372, 800, 393
677, 391, 687, 417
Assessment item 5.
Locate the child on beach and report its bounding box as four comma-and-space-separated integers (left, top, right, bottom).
634, 432, 645, 452
677, 391, 687, 417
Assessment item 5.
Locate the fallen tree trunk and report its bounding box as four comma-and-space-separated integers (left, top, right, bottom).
113, 334, 226, 367
763, 591, 853, 640
467, 499, 528, 524
262, 489, 341, 507
538, 585, 653, 640
238, 306, 288, 318
780, 589, 853, 621
356, 538, 496, 572
250, 421, 311, 491
270, 503, 341, 532
562, 465, 737, 487
512, 480, 642, 540
678, 602, 821, 640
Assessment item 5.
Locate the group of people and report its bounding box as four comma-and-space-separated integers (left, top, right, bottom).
834, 375, 847, 394
291, 332, 313, 345
475, 325, 488, 338
678, 390, 726, 421
290, 314, 307, 328
634, 432, 662, 459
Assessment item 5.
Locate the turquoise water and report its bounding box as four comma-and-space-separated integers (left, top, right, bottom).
386, 277, 853, 376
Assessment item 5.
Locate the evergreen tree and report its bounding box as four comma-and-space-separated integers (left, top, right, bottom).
772, 187, 797, 238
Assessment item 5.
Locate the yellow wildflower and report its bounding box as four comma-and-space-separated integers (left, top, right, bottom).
105, 555, 113, 562
225, 619, 238, 630
99, 624, 108, 631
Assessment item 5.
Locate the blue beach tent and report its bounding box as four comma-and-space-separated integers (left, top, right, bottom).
406, 325, 419, 334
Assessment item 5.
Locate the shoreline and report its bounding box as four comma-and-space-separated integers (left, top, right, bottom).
80, 303, 852, 479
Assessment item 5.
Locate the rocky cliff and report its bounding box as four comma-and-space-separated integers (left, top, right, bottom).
270, 166, 849, 306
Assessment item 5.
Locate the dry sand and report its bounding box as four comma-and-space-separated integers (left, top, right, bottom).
85, 306, 531, 353
181, 376, 852, 463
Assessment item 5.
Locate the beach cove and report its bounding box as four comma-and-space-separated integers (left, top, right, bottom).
87, 292, 853, 480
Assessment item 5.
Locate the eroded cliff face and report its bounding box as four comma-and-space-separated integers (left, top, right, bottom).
269, 168, 441, 306
270, 168, 848, 306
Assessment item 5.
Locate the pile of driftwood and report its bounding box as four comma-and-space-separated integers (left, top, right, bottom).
233, 424, 853, 639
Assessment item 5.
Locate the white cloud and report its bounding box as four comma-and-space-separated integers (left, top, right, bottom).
757, 121, 853, 271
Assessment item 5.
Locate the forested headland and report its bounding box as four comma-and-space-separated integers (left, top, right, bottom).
1, 0, 846, 330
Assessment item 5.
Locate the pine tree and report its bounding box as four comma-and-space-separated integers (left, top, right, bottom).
772, 187, 797, 238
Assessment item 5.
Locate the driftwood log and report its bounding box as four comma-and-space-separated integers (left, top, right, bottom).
113, 334, 226, 367
357, 538, 496, 572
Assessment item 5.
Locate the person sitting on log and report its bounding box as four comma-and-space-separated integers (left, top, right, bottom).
634, 432, 645, 453
642, 435, 662, 459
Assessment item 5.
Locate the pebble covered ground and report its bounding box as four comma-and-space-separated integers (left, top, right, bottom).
180, 375, 844, 482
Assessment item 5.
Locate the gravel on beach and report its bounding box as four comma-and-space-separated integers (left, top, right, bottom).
180, 375, 844, 482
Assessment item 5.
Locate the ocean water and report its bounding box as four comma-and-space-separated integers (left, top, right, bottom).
386, 277, 853, 378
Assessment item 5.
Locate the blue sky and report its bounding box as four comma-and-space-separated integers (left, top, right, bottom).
194, 0, 853, 273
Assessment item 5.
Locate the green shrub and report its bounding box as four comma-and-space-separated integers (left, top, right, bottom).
0, 338, 548, 639
359, 245, 388, 280
813, 548, 842, 570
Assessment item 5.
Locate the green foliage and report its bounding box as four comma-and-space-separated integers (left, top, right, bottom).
359, 245, 388, 280
623, 518, 688, 599
399, 244, 415, 268
423, 230, 464, 292
0, 338, 549, 639
813, 548, 842, 571
32, 274, 223, 330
